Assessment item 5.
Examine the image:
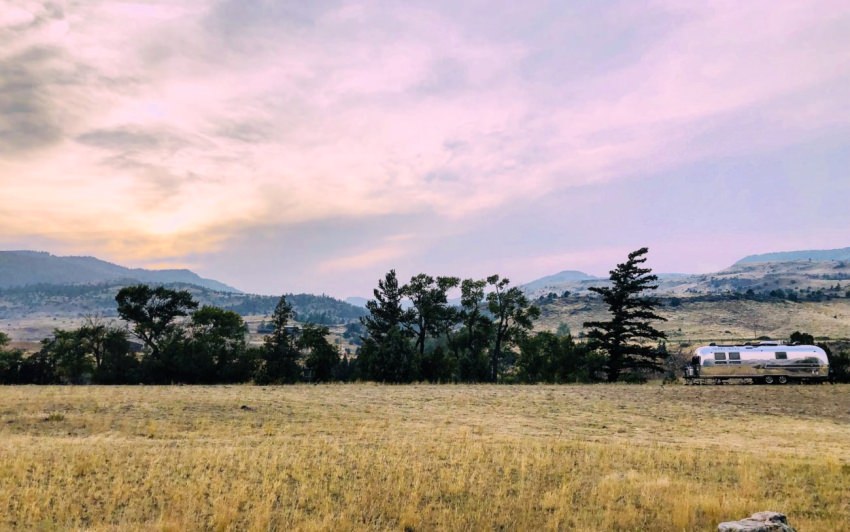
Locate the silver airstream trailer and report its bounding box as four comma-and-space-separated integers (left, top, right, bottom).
684, 343, 829, 384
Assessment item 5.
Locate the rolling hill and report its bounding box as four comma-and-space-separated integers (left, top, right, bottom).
0, 251, 239, 292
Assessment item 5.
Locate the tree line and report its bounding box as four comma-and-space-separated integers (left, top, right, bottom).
0, 285, 343, 385
1, 249, 672, 384
13, 248, 810, 384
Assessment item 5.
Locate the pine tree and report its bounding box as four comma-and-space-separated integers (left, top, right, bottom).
257, 295, 301, 383
358, 270, 418, 382
583, 248, 667, 382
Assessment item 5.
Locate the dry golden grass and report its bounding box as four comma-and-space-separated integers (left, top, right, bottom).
539, 298, 850, 341
1, 384, 849, 531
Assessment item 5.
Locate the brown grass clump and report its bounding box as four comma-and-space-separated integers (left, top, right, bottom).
1, 384, 848, 530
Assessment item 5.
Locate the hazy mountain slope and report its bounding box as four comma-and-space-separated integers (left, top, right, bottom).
0, 251, 239, 292
345, 297, 369, 308
667, 260, 850, 296
736, 247, 850, 264
0, 281, 367, 323
521, 270, 599, 293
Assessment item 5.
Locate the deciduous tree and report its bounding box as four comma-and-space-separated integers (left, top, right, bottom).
115, 285, 198, 361
188, 306, 249, 383
486, 275, 540, 382
299, 324, 339, 382
404, 273, 460, 359
40, 329, 92, 384
451, 278, 492, 382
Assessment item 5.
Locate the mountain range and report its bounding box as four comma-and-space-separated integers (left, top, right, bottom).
0, 251, 239, 292
0, 250, 366, 323
2, 246, 848, 321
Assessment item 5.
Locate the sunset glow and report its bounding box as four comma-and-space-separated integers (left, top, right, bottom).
2, 1, 849, 296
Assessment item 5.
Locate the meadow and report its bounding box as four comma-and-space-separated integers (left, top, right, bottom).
1, 384, 848, 531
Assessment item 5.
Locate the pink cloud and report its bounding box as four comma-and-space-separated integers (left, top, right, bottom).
1, 0, 848, 278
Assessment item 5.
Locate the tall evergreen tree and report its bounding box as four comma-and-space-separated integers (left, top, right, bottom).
361, 269, 410, 342
257, 295, 301, 383
358, 270, 418, 382
583, 247, 668, 382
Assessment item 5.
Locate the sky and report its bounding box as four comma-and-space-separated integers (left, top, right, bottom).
1, 0, 849, 298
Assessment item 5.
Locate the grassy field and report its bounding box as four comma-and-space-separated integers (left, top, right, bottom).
1, 385, 849, 531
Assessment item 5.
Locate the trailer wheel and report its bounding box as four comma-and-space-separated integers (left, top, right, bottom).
764, 376, 775, 384
777, 375, 788, 384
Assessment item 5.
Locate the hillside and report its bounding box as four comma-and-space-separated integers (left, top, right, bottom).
735, 246, 850, 264
666, 260, 850, 296
528, 246, 850, 341
0, 251, 239, 292
0, 282, 366, 323
534, 293, 850, 342
520, 270, 599, 294
522, 256, 850, 299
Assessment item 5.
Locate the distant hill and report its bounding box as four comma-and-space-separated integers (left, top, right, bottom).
345, 296, 369, 308
0, 250, 240, 292
735, 247, 850, 264
521, 270, 599, 294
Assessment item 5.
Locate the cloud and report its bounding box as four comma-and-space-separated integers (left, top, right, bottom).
0, 46, 66, 153
0, 0, 848, 293
318, 243, 411, 273
75, 126, 184, 152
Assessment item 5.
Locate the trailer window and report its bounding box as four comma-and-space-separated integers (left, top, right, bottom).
714, 353, 726, 361
729, 352, 741, 364
775, 352, 788, 360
